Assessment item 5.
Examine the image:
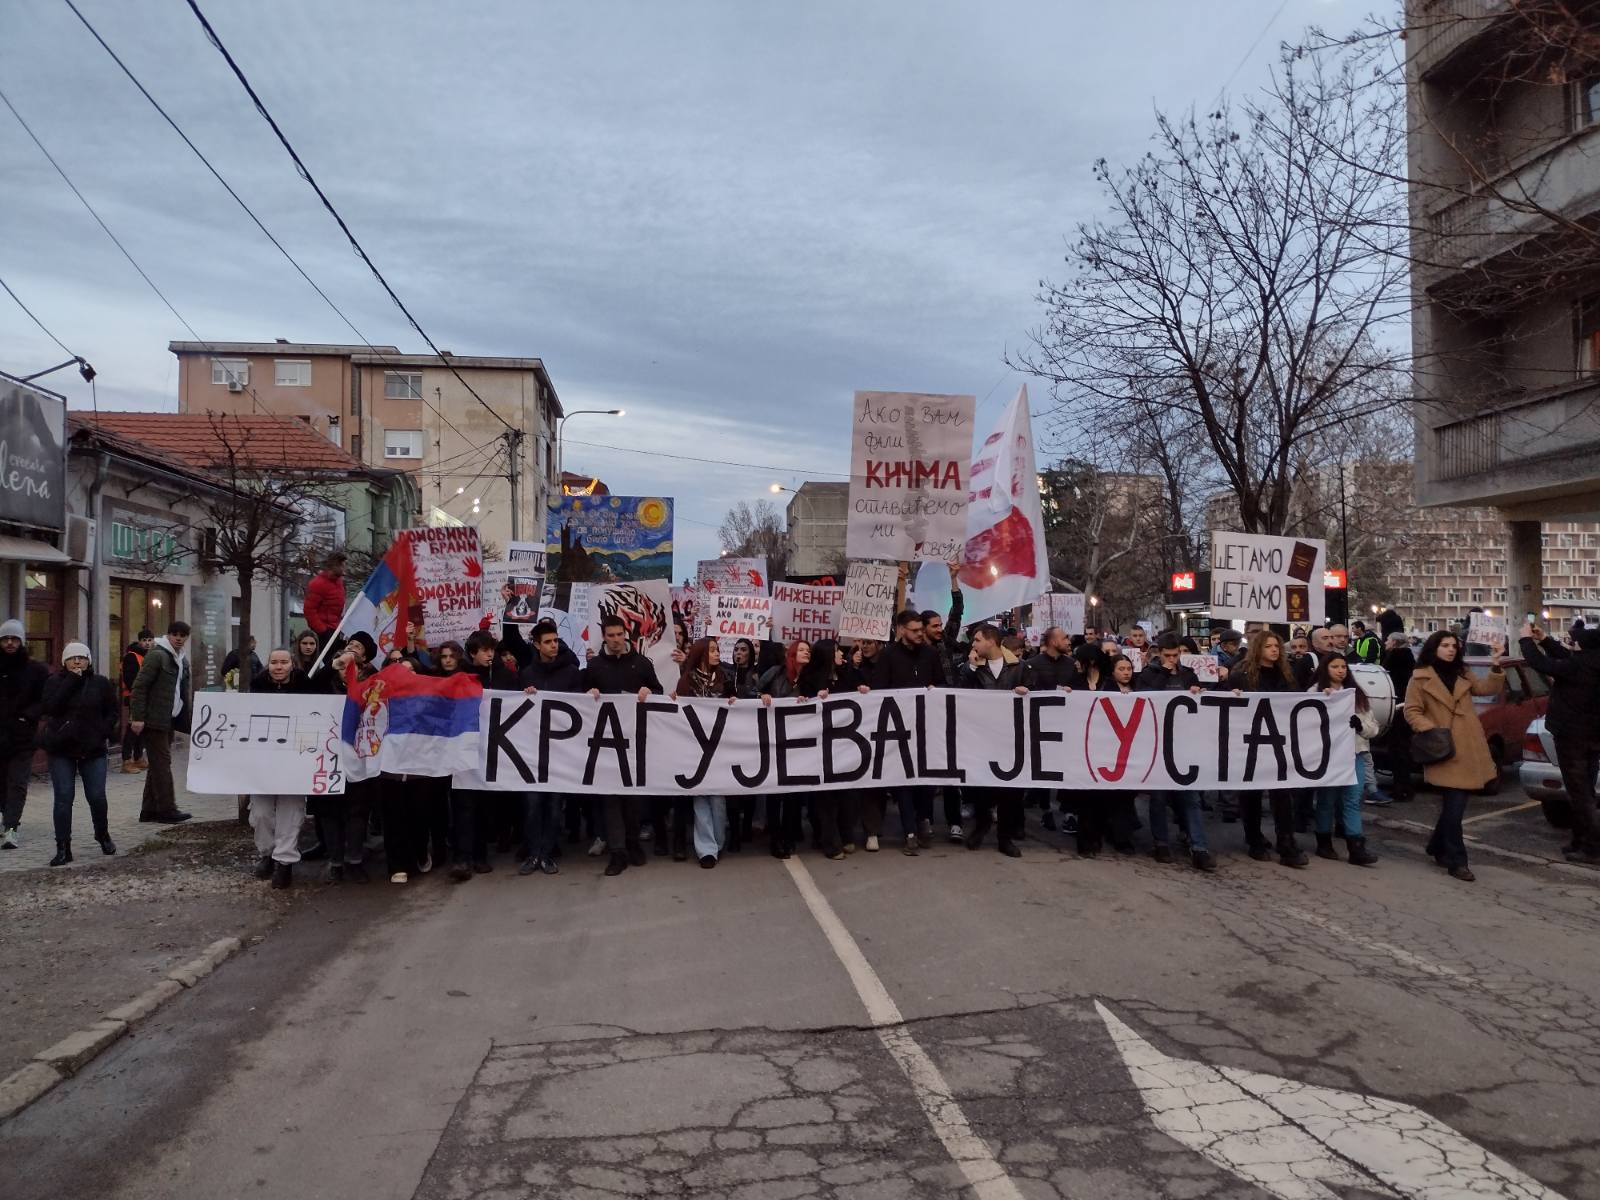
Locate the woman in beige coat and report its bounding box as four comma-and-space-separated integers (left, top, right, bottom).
1403, 629, 1505, 882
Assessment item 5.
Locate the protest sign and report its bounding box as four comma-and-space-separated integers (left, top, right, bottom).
696, 557, 768, 597
1181, 654, 1223, 683
1121, 646, 1146, 673
476, 687, 1355, 795
710, 594, 772, 658
539, 581, 595, 655
1467, 612, 1509, 655
1036, 593, 1086, 636
839, 562, 898, 641
591, 579, 677, 683
503, 539, 547, 626
409, 527, 483, 646
187, 693, 345, 796
1209, 531, 1326, 624
479, 561, 511, 631
547, 495, 673, 581
770, 582, 844, 644
847, 390, 974, 562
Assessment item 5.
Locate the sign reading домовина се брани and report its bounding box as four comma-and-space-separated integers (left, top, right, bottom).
0, 373, 67, 532
1209, 531, 1327, 625
847, 391, 974, 562
471, 688, 1355, 795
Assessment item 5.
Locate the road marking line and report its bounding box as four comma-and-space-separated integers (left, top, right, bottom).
1461, 799, 1542, 824
783, 857, 1024, 1200
1284, 907, 1464, 979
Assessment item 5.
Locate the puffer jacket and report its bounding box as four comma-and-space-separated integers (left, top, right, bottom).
0, 644, 48, 755
39, 671, 119, 760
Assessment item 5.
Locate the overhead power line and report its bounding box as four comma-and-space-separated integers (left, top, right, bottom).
559, 435, 849, 479
181, 0, 516, 438
0, 271, 77, 359
59, 0, 478, 455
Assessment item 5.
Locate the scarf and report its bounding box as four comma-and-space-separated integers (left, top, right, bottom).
154, 635, 190, 718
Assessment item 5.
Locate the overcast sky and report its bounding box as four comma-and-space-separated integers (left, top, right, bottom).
1, 0, 1362, 573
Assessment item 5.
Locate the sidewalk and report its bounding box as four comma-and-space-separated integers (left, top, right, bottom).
0, 744, 240, 873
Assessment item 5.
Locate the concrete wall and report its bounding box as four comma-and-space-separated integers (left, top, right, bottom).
178, 351, 352, 447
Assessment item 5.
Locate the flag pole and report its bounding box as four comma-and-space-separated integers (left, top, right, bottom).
306, 594, 362, 677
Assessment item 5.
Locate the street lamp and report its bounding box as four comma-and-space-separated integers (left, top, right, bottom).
553, 408, 625, 500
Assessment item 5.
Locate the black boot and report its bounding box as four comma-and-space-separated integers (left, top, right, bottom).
1345, 836, 1378, 867
49, 841, 72, 867
96, 831, 116, 855
1314, 832, 1339, 861
253, 855, 274, 880
1277, 835, 1309, 868
965, 811, 992, 850
271, 862, 292, 889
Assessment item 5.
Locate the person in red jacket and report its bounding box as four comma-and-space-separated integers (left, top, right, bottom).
304, 553, 347, 645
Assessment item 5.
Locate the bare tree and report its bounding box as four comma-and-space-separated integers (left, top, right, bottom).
718, 499, 790, 575
1018, 49, 1410, 539
1040, 458, 1167, 622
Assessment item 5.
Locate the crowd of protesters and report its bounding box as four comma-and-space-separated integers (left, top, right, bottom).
8, 562, 1599, 887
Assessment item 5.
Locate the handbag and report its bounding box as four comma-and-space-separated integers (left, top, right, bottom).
1410, 727, 1455, 765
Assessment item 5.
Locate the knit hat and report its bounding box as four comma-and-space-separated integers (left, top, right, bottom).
0, 619, 23, 640
346, 631, 378, 663
62, 642, 92, 664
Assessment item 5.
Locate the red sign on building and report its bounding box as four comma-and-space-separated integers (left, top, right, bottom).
1171, 572, 1196, 592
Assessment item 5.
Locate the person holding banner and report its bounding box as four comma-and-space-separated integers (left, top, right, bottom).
796, 639, 858, 861
1309, 654, 1380, 867
518, 620, 585, 874
584, 614, 664, 877
1082, 655, 1139, 858
1404, 632, 1505, 883
1235, 630, 1309, 868
319, 633, 378, 883
757, 641, 812, 859
674, 638, 736, 867
880, 610, 946, 853
956, 624, 1029, 857
1025, 627, 1082, 835
1134, 634, 1217, 872
247, 650, 315, 888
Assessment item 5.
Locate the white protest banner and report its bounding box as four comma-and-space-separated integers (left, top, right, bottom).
848, 390, 975, 561
1209, 532, 1326, 625
1181, 654, 1223, 683
476, 687, 1355, 795
1037, 593, 1086, 635
187, 692, 345, 796
710, 594, 772, 658
408, 526, 484, 646
479, 560, 511, 632
696, 557, 768, 597
1467, 612, 1509, 656
1121, 646, 1146, 673
591, 579, 677, 684
839, 562, 898, 641
770, 582, 843, 644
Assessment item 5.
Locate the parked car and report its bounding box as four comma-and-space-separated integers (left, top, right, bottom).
1518, 717, 1571, 828
1464, 656, 1549, 794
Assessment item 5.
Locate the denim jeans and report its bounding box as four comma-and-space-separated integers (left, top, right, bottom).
891, 786, 919, 841
1428, 788, 1471, 869
692, 796, 726, 859
522, 793, 558, 861
1147, 791, 1207, 853
49, 754, 109, 843
1356, 750, 1382, 800
1316, 754, 1365, 838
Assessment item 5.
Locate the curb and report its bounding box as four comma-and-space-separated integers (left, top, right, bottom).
1368, 815, 1600, 880
0, 935, 243, 1124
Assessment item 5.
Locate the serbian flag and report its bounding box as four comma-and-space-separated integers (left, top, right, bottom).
341, 536, 416, 657
340, 663, 482, 781
957, 385, 1049, 621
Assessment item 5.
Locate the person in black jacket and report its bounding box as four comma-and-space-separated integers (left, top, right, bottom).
878, 610, 946, 853
1234, 630, 1308, 868
1520, 621, 1600, 862
1380, 623, 1418, 802
583, 613, 663, 876
955, 623, 1029, 856
40, 642, 119, 865
119, 627, 153, 772
0, 617, 49, 849
1024, 626, 1083, 833
517, 620, 585, 875
1133, 633, 1217, 872
317, 632, 378, 883
246, 649, 315, 888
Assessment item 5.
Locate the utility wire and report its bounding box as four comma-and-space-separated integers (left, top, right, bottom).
559, 436, 849, 479
0, 271, 76, 358
60, 0, 478, 454
182, 0, 516, 437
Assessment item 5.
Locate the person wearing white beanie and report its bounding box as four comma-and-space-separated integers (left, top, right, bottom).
0, 617, 49, 849
39, 642, 119, 864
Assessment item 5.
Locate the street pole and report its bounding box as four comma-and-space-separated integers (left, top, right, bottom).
1338, 459, 1350, 596
505, 428, 523, 540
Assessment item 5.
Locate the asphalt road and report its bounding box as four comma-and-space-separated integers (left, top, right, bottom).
5, 813, 1598, 1199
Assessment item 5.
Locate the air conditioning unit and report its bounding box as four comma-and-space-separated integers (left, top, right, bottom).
65, 514, 94, 565
227, 380, 244, 393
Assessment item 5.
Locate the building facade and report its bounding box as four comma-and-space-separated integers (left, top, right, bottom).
783, 482, 849, 576
170, 340, 561, 555
1404, 1, 1600, 613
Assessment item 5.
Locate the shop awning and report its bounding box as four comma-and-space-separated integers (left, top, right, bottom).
0, 534, 71, 564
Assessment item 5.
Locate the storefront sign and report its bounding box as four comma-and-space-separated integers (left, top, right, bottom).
0, 374, 67, 531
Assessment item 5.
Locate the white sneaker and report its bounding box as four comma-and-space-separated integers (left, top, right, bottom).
0, 827, 16, 849
389, 871, 408, 884
865, 835, 880, 853
587, 836, 606, 857
949, 824, 964, 843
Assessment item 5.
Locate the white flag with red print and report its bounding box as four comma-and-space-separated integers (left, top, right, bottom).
957, 385, 1048, 621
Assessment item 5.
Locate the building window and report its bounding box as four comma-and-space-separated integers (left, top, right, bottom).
385, 372, 423, 400
384, 429, 424, 459
211, 358, 249, 386
1575, 78, 1600, 131
274, 359, 311, 387
1580, 295, 1600, 375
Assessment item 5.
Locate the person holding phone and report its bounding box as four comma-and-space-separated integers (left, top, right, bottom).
1518, 619, 1600, 864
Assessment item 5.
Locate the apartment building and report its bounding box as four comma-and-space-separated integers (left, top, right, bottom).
783, 482, 849, 576
171, 340, 562, 553
1404, 0, 1600, 616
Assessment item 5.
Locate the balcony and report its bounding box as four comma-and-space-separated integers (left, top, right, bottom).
1408, 0, 1512, 81
1418, 122, 1600, 281
1419, 375, 1600, 512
